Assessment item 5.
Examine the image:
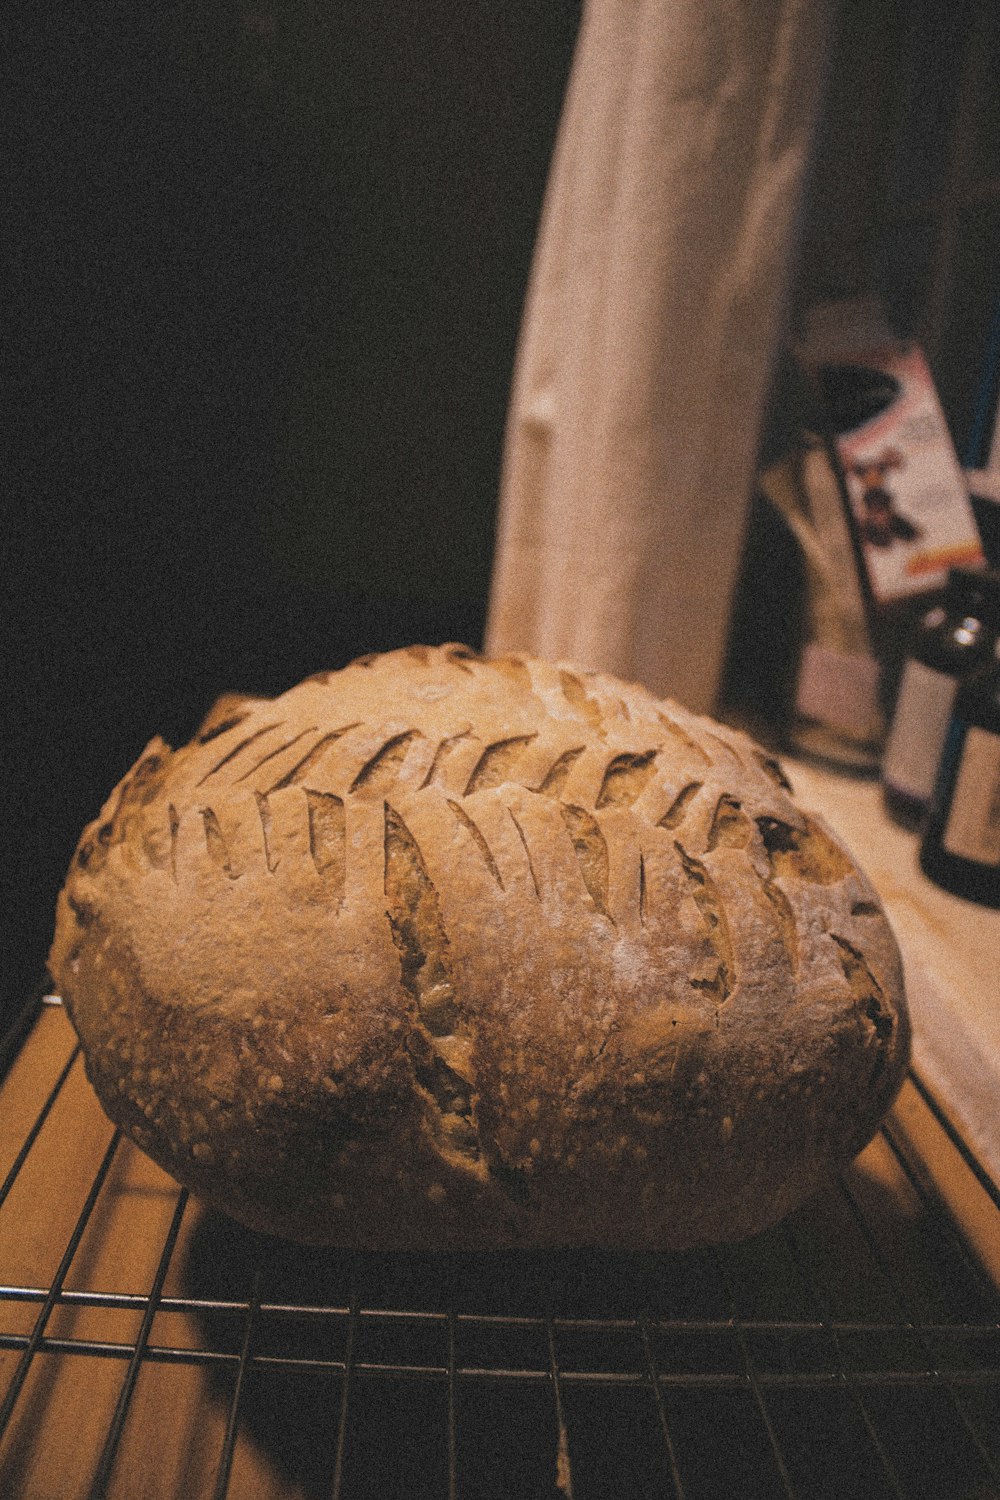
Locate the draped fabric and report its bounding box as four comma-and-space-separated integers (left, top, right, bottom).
486, 0, 836, 713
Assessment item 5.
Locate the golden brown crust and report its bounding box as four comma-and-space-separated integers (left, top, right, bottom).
49, 644, 910, 1249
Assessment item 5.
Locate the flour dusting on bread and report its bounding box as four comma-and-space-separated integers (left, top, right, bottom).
50, 645, 909, 1249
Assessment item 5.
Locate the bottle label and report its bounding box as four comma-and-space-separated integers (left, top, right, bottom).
829, 343, 984, 604
942, 725, 1000, 866
882, 660, 957, 801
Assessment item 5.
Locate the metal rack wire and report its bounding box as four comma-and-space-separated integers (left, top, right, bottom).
1, 993, 998, 1500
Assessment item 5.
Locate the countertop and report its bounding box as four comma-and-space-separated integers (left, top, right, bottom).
784, 753, 1000, 1262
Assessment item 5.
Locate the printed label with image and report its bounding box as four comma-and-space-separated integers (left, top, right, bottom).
833, 345, 984, 603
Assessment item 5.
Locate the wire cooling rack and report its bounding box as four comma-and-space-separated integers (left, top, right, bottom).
1, 992, 998, 1500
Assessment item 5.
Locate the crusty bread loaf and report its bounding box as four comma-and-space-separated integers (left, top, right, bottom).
49, 644, 909, 1249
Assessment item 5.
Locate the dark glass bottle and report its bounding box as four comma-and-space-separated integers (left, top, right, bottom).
881, 569, 999, 826
919, 630, 1000, 906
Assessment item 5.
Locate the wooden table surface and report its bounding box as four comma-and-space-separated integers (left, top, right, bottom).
781, 754, 1000, 1291
784, 756, 1000, 1065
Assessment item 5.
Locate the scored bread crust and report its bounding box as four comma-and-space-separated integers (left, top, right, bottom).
49, 644, 910, 1249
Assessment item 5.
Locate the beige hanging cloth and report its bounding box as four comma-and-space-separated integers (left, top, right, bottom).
486, 0, 836, 714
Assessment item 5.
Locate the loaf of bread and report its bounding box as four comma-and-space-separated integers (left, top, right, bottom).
49, 644, 909, 1249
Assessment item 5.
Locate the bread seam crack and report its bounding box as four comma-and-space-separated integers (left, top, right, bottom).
197, 722, 283, 785
560, 804, 613, 922
446, 800, 504, 888
596, 750, 659, 810
235, 726, 317, 785
675, 842, 734, 1004
384, 802, 485, 1177
464, 735, 538, 796
350, 731, 422, 794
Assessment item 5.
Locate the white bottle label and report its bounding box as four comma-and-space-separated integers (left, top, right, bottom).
943, 726, 1000, 866
882, 660, 957, 801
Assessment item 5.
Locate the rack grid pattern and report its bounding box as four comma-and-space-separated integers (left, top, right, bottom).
1, 994, 998, 1500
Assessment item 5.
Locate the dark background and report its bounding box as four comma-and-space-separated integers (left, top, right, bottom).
7, 1, 1000, 1033
5, 3, 581, 1025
